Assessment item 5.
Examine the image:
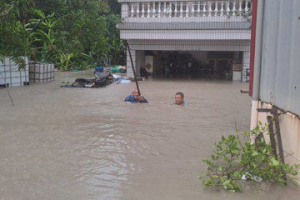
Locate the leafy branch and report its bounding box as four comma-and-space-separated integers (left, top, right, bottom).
201, 125, 300, 192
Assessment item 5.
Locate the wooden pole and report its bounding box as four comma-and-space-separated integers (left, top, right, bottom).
127, 43, 141, 96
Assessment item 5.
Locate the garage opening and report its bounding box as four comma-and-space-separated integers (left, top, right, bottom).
141, 51, 244, 81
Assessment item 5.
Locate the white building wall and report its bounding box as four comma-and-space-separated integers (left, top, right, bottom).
128, 39, 250, 52
121, 30, 251, 40
256, 102, 300, 182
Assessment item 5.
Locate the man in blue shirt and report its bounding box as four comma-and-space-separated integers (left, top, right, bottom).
125, 89, 148, 103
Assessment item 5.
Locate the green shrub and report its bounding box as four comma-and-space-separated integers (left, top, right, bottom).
201, 125, 300, 192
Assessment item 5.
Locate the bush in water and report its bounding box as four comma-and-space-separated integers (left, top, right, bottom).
200, 123, 300, 192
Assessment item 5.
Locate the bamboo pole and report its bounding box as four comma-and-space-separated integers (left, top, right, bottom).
127, 43, 141, 96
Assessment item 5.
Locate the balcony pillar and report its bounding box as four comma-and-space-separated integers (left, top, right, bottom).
180, 2, 183, 17
147, 3, 151, 18
232, 1, 237, 16
174, 2, 178, 17
191, 2, 195, 14
168, 3, 172, 17
197, 1, 201, 15
136, 3, 140, 17
186, 2, 190, 17
158, 2, 161, 18
130, 4, 134, 17
220, 2, 224, 16
141, 3, 145, 18
163, 2, 167, 15
212, 2, 217, 16
208, 2, 212, 17
245, 0, 250, 12
226, 1, 230, 15
152, 2, 156, 18
239, 0, 243, 14
203, 1, 207, 17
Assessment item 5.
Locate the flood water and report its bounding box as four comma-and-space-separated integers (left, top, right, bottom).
0, 71, 299, 200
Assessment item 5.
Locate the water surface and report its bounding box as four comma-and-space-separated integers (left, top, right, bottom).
0, 71, 299, 200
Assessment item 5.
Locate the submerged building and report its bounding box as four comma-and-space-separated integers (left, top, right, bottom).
117, 0, 253, 81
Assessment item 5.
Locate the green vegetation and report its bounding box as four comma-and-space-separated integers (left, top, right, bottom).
0, 0, 125, 70
201, 124, 300, 192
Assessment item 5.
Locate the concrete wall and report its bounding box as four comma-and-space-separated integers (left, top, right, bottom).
257, 102, 300, 176
128, 39, 250, 51
121, 30, 251, 40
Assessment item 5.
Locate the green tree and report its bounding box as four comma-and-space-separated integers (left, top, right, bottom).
1, 0, 125, 70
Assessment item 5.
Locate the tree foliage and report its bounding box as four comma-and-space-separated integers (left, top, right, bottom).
0, 0, 125, 70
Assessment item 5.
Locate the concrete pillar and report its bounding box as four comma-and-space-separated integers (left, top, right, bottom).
121, 3, 129, 19
127, 49, 145, 78
242, 50, 251, 82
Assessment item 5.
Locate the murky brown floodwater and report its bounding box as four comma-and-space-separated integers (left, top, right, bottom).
0, 71, 299, 200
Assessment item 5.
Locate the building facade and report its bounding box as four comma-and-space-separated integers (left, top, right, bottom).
118, 0, 252, 81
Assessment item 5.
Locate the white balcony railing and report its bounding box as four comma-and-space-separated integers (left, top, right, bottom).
126, 0, 252, 18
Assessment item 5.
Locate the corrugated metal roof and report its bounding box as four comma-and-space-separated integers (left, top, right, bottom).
259, 0, 300, 116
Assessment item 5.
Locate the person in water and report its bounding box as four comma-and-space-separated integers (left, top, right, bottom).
174, 92, 185, 106
125, 89, 148, 103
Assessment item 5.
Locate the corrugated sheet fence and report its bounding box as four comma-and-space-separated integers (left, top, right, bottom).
259, 0, 300, 116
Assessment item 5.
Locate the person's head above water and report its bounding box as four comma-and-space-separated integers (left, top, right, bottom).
175, 92, 185, 105
132, 89, 140, 99
125, 89, 148, 103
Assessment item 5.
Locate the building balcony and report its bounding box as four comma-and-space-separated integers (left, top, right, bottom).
118, 0, 252, 23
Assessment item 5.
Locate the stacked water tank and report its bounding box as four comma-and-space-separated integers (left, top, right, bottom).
29, 61, 54, 83
0, 57, 29, 87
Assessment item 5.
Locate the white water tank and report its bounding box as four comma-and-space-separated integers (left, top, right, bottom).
0, 57, 29, 87
29, 62, 54, 83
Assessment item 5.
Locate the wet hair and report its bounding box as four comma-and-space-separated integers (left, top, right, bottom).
175, 92, 184, 99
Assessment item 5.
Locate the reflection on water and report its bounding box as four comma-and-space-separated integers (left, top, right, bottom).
0, 71, 299, 200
